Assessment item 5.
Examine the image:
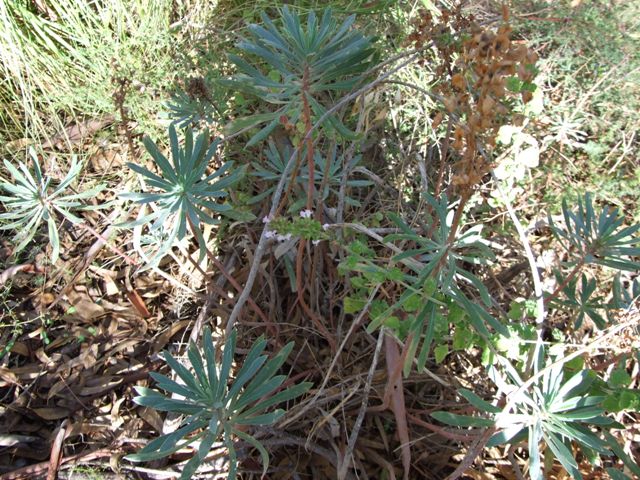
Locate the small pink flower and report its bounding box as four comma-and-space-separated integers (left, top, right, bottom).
265, 230, 277, 239
262, 215, 272, 224
277, 233, 292, 242
299, 209, 313, 219
322, 223, 330, 231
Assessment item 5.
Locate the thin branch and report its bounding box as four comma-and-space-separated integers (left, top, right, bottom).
280, 285, 380, 429
337, 326, 385, 480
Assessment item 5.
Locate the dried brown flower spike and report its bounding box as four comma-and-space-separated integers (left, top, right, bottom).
409, 3, 538, 196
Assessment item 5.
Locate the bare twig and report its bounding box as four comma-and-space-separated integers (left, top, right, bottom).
280, 285, 380, 429
444, 426, 497, 480
337, 326, 385, 479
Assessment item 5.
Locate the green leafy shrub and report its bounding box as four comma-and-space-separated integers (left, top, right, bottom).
126, 327, 312, 480
422, 192, 640, 478
2, 3, 637, 480
122, 125, 244, 264
223, 6, 377, 145
432, 364, 639, 480
0, 148, 103, 262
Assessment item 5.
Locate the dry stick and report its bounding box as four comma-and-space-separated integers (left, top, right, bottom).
280, 284, 381, 429
331, 223, 423, 270
76, 220, 137, 265
337, 326, 385, 480
0, 448, 113, 480
406, 413, 481, 442
189, 255, 236, 345
444, 426, 497, 480
543, 258, 585, 306
302, 65, 315, 211
187, 220, 272, 336
260, 430, 348, 478
507, 447, 527, 480
434, 117, 453, 198
293, 64, 337, 350
295, 238, 337, 351
226, 49, 425, 337
378, 78, 471, 246
309, 138, 335, 314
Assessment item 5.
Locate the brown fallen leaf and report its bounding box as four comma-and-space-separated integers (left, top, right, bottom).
138, 406, 164, 433
89, 147, 124, 173
47, 372, 80, 400
79, 376, 123, 396
4, 137, 34, 151
8, 364, 41, 381
7, 341, 29, 357
125, 288, 151, 318
66, 290, 106, 323
88, 265, 120, 296
0, 367, 18, 386
32, 407, 70, 420
462, 468, 499, 480
0, 434, 39, 447
152, 319, 191, 354
41, 115, 115, 149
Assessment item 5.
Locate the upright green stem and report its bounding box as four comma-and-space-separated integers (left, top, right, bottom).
446, 191, 471, 245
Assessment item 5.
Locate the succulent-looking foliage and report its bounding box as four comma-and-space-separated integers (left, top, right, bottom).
126, 328, 312, 480
551, 273, 608, 329
223, 6, 377, 146
122, 125, 244, 264
375, 194, 505, 375
165, 76, 225, 128
549, 192, 640, 272
250, 140, 372, 209
166, 89, 219, 128
432, 361, 639, 480
0, 148, 103, 262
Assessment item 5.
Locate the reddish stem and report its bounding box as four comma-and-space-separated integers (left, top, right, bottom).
301, 65, 315, 212
544, 258, 585, 306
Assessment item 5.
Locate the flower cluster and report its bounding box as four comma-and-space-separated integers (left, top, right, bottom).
262, 211, 332, 245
